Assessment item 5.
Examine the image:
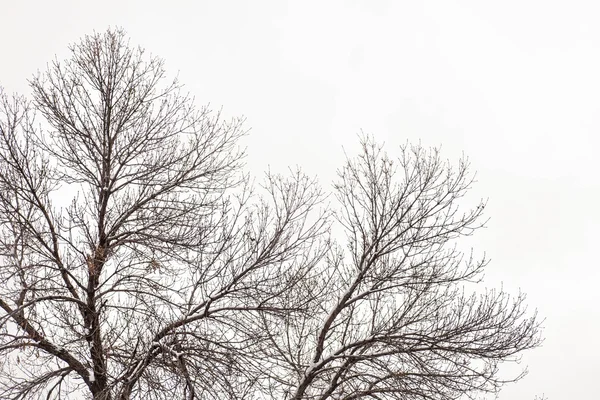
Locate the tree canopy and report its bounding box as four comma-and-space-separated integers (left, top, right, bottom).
0, 28, 542, 400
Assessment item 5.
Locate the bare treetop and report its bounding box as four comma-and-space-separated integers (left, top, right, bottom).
0, 28, 542, 400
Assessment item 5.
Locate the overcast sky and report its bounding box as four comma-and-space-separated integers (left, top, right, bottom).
1, 1, 598, 398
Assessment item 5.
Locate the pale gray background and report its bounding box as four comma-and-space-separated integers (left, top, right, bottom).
1, 1, 598, 399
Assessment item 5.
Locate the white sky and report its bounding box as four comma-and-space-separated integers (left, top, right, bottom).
1, 1, 598, 398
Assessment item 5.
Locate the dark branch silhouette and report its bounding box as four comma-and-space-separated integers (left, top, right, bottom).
0, 28, 542, 400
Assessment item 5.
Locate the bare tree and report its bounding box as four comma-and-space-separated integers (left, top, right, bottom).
255, 139, 542, 400
0, 29, 541, 400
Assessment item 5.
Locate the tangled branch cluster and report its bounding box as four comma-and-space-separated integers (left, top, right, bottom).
0, 29, 542, 400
